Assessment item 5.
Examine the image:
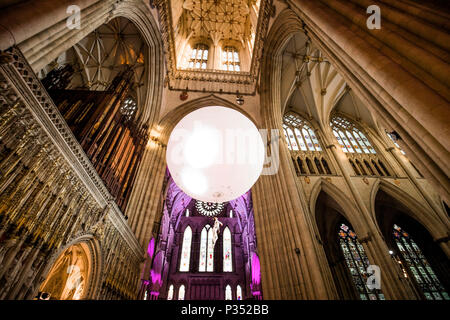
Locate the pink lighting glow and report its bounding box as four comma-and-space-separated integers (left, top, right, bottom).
147, 238, 155, 259
251, 252, 261, 285
150, 269, 162, 286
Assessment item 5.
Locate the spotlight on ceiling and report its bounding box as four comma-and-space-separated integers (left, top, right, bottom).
166, 106, 265, 203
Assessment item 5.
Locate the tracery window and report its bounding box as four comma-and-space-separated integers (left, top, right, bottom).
222, 46, 240, 71
331, 114, 390, 177
189, 43, 209, 69
179, 226, 192, 272
225, 285, 232, 300
196, 201, 224, 217
178, 285, 185, 300
236, 285, 242, 300
283, 112, 332, 176
167, 284, 174, 300
199, 224, 215, 272
339, 223, 385, 300
223, 227, 233, 272
392, 224, 449, 300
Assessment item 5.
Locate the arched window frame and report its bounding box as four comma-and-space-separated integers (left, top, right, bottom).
338, 223, 385, 300
179, 226, 192, 272
199, 224, 215, 272
223, 226, 233, 272
188, 43, 209, 69
392, 224, 449, 300
331, 114, 391, 177
222, 46, 240, 71
225, 284, 232, 300
283, 112, 333, 176
167, 284, 174, 300
178, 284, 186, 300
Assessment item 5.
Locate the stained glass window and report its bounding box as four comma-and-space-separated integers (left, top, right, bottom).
283, 125, 292, 150
189, 44, 208, 69
225, 285, 232, 300
222, 46, 240, 71
167, 285, 174, 300
223, 227, 233, 272
283, 113, 323, 152
179, 226, 192, 272
338, 223, 385, 300
178, 285, 185, 300
331, 116, 376, 154
199, 225, 215, 272
393, 224, 449, 300
196, 201, 225, 217
236, 285, 242, 300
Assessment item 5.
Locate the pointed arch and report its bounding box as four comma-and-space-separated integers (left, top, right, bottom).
39, 234, 102, 300
310, 178, 369, 238
179, 225, 193, 272
370, 180, 448, 240
158, 94, 260, 145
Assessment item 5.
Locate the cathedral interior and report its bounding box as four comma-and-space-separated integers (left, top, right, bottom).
0, 0, 449, 301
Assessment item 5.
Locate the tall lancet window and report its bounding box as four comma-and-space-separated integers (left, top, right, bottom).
178, 285, 185, 300
199, 225, 215, 272
167, 285, 174, 300
393, 224, 449, 300
222, 46, 240, 71
179, 226, 192, 272
283, 112, 332, 175
225, 285, 232, 300
339, 224, 385, 300
223, 227, 233, 272
189, 43, 209, 69
331, 114, 390, 177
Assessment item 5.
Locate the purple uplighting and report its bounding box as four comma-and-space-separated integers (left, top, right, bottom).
251, 252, 261, 285
151, 269, 162, 286
147, 238, 155, 259
144, 174, 261, 300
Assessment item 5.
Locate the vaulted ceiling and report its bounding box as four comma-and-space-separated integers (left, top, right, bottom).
40, 17, 148, 117
179, 0, 253, 45
281, 32, 378, 129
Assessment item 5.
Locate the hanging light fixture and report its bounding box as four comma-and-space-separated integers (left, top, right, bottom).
166, 106, 265, 203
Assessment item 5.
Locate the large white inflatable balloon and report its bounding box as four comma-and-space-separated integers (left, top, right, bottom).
166, 106, 265, 203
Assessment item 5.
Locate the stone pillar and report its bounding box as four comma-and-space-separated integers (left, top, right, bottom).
126, 142, 166, 248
